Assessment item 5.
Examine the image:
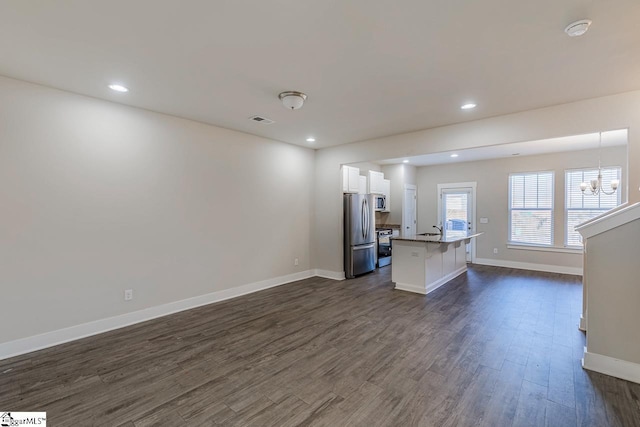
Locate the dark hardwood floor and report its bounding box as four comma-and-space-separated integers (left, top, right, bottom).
1, 265, 639, 426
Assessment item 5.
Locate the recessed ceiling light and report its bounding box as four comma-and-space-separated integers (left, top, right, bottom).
450, 154, 459, 158
403, 159, 409, 163
306, 137, 316, 143
460, 103, 476, 110
108, 84, 129, 93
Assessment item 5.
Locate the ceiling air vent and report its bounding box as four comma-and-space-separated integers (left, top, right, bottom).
249, 115, 275, 124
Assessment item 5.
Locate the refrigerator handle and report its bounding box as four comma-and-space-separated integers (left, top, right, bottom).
353, 243, 375, 250
366, 198, 370, 239
363, 198, 368, 239
361, 198, 366, 240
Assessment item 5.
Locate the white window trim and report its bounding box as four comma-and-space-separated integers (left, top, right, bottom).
506, 244, 582, 254
508, 171, 555, 247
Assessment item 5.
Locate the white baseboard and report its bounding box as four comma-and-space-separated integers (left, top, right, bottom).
583, 347, 640, 385
313, 269, 345, 280
426, 266, 467, 294
395, 266, 467, 295
474, 258, 583, 276
0, 269, 317, 361
394, 282, 428, 294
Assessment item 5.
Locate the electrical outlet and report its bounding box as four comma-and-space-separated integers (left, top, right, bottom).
493, 248, 498, 254
294, 258, 299, 266
124, 289, 133, 301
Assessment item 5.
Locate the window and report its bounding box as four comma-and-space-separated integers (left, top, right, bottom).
565, 167, 621, 247
509, 172, 554, 246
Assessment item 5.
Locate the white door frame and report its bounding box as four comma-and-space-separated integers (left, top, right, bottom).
402, 184, 417, 236
437, 182, 477, 263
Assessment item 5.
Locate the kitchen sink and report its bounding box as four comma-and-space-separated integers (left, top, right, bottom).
418, 232, 441, 236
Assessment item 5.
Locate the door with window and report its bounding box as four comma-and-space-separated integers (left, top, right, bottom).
438, 183, 476, 262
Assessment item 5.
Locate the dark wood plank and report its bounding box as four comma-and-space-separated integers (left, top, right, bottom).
547, 343, 576, 408
1, 265, 638, 426
481, 360, 526, 426
545, 399, 577, 427
513, 379, 548, 427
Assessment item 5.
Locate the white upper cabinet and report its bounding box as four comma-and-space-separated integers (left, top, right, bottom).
368, 170, 385, 194
382, 179, 391, 212
358, 175, 367, 194
342, 165, 360, 193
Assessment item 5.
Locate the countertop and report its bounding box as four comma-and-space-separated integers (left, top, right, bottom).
392, 232, 483, 244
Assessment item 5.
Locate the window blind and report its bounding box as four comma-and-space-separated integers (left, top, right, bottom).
565, 167, 621, 247
509, 172, 554, 246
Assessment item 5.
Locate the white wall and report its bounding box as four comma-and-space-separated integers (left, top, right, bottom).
586, 218, 640, 366
347, 161, 381, 174
0, 76, 315, 345
3, 73, 640, 353
313, 90, 640, 275
415, 147, 627, 272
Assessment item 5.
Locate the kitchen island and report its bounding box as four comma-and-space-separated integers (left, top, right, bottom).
392, 232, 482, 295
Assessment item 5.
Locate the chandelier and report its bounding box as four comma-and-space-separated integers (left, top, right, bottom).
580, 132, 619, 196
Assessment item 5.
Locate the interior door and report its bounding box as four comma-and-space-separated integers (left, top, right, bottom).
403, 185, 417, 236
441, 188, 474, 261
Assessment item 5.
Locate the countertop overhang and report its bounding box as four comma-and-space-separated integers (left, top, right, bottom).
392, 232, 483, 244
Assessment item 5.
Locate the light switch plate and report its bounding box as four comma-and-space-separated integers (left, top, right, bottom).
480, 217, 489, 224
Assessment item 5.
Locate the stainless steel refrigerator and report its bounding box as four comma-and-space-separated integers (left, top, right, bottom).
344, 193, 376, 279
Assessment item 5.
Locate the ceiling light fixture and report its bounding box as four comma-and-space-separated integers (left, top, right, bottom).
306, 137, 316, 143
450, 154, 459, 158
108, 84, 129, 93
460, 103, 476, 110
279, 91, 307, 110
580, 132, 619, 195
403, 160, 409, 163
565, 19, 592, 37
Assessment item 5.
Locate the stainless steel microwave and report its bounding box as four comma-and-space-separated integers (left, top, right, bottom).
374, 194, 387, 211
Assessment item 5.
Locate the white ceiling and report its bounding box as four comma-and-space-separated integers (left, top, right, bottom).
0, 1, 639, 148
378, 129, 628, 166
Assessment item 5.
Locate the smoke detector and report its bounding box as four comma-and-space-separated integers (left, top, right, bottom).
565, 19, 592, 37
279, 91, 307, 110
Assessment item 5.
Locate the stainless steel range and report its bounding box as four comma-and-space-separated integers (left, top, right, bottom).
376, 228, 392, 267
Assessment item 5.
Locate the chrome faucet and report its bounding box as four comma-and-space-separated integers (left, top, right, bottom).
433, 225, 443, 234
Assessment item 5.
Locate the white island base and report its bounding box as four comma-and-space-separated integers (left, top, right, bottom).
392, 234, 480, 295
